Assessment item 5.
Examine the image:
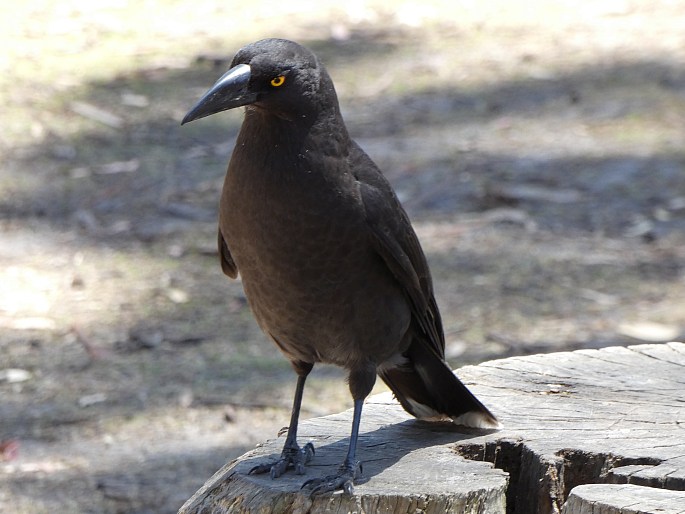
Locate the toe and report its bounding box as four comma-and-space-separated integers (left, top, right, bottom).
270, 458, 289, 479
302, 442, 315, 462
302, 461, 362, 496
248, 463, 273, 475
248, 441, 316, 479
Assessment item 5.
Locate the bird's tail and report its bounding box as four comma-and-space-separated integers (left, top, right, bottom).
379, 341, 499, 429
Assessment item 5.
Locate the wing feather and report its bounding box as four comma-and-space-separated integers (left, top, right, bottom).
218, 229, 238, 279
351, 143, 445, 357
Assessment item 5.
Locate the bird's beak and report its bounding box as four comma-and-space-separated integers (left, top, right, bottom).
181, 64, 256, 125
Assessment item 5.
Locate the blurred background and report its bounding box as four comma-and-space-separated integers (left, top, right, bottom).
1, 0, 684, 512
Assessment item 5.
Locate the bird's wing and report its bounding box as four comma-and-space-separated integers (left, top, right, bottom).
218, 229, 238, 279
351, 142, 446, 357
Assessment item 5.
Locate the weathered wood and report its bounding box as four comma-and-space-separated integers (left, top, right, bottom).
179, 343, 685, 514
178, 411, 508, 514
562, 484, 685, 514
467, 342, 685, 514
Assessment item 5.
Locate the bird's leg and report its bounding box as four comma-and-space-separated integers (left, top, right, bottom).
302, 365, 374, 496
302, 398, 364, 495
249, 364, 315, 478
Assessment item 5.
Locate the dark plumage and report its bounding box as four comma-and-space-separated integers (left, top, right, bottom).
182, 38, 497, 495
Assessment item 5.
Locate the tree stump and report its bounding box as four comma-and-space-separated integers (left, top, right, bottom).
562, 484, 685, 514
179, 343, 685, 514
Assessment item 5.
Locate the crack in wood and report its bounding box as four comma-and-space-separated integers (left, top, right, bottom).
453, 441, 673, 514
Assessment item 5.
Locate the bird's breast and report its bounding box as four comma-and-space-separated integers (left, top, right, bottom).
218, 144, 409, 366
222, 158, 364, 298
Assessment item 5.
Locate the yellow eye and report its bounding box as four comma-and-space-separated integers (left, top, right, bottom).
270, 75, 286, 87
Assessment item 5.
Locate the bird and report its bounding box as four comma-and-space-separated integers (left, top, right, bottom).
181, 38, 498, 496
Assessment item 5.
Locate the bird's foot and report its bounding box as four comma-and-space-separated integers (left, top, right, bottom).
302, 460, 362, 496
248, 442, 315, 479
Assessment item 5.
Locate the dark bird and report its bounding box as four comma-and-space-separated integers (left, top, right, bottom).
182, 38, 498, 495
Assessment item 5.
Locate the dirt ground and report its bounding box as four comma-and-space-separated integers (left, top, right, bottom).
1, 1, 684, 512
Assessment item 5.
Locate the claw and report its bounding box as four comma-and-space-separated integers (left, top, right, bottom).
301, 460, 362, 496
301, 477, 316, 490
303, 442, 315, 459
248, 441, 316, 479
248, 463, 273, 475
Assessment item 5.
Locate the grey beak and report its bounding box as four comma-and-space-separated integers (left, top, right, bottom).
182, 64, 256, 125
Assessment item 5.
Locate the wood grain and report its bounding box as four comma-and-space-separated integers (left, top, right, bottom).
179, 343, 685, 514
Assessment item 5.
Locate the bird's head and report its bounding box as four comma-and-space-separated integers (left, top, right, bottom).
182, 39, 334, 125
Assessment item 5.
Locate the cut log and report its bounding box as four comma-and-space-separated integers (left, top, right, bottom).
177, 413, 508, 514
562, 484, 685, 514
179, 343, 685, 514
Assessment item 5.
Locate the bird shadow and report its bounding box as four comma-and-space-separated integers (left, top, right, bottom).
230, 413, 499, 496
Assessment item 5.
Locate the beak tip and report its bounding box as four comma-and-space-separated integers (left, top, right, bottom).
180, 64, 252, 127
181, 109, 205, 126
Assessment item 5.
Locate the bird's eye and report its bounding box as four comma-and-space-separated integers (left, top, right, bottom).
270, 75, 286, 87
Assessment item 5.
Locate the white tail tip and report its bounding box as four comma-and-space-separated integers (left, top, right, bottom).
451, 411, 501, 429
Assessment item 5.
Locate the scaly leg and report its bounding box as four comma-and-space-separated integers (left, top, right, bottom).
249, 369, 315, 478
302, 398, 364, 495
